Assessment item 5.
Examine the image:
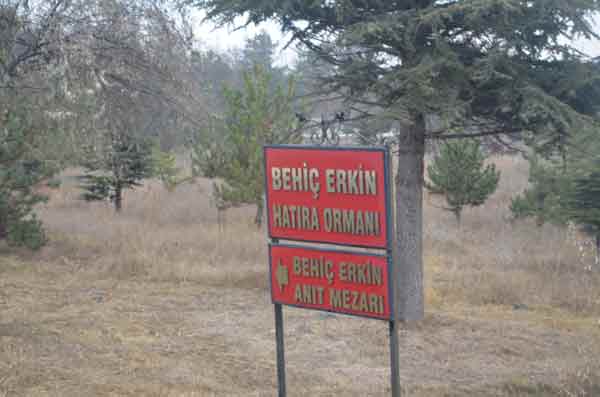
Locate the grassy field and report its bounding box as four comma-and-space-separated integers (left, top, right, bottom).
1, 156, 600, 396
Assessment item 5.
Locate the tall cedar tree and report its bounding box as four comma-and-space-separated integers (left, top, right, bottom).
427, 140, 499, 224
80, 132, 154, 212
192, 65, 299, 226
193, 0, 600, 320
0, 111, 52, 249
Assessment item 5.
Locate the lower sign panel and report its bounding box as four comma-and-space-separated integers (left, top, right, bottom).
269, 244, 392, 320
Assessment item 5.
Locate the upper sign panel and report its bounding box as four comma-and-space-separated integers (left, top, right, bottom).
264, 145, 390, 248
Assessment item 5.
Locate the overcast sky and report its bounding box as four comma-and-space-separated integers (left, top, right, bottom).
192, 12, 600, 67
192, 12, 298, 66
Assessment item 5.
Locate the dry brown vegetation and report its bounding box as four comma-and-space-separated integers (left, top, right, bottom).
1, 156, 600, 396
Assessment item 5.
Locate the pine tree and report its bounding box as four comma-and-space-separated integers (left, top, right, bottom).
193, 0, 600, 320
151, 144, 188, 192
192, 65, 300, 226
427, 140, 500, 224
0, 110, 52, 249
510, 156, 570, 226
567, 158, 600, 264
511, 155, 600, 265
240, 31, 276, 73
80, 132, 154, 212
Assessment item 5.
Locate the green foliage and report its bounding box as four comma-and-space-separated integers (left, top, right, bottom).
151, 145, 186, 192
46, 177, 62, 189
510, 157, 570, 226
192, 117, 228, 180
427, 139, 500, 222
80, 132, 154, 211
241, 30, 275, 73
196, 0, 600, 322
191, 49, 235, 112
510, 143, 600, 259
0, 111, 52, 249
196, 0, 600, 150
564, 157, 600, 243
192, 65, 300, 225
6, 215, 47, 251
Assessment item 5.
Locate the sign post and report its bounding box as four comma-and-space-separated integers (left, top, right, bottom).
274, 302, 286, 397
264, 145, 400, 396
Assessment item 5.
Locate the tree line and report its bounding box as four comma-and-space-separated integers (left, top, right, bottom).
0, 0, 304, 247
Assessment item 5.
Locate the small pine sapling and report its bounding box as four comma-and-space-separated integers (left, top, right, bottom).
151, 144, 189, 192
426, 139, 500, 224
80, 132, 153, 212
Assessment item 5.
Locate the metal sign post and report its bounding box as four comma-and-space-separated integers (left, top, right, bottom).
387, 155, 401, 396
389, 319, 401, 396
274, 302, 286, 397
264, 145, 401, 396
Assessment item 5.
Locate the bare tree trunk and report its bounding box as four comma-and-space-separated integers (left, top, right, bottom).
395, 115, 425, 322
454, 209, 462, 228
217, 207, 225, 232
115, 182, 122, 212
596, 233, 600, 267
0, 220, 7, 241
255, 198, 264, 228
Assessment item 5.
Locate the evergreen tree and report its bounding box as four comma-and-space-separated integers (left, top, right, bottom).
0, 111, 52, 249
427, 139, 500, 224
190, 49, 235, 112
567, 158, 600, 262
240, 31, 276, 73
192, 65, 300, 226
194, 0, 600, 320
513, 153, 600, 264
151, 144, 186, 192
239, 30, 289, 93
510, 156, 570, 226
80, 132, 154, 212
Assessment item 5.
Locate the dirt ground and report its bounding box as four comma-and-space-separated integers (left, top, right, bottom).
1, 254, 599, 397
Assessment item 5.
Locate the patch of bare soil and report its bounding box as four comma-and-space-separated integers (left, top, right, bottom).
1, 258, 598, 397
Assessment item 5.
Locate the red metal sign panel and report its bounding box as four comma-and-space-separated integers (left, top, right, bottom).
269, 244, 392, 320
264, 146, 390, 248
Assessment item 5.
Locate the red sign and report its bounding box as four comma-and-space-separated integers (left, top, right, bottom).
264, 146, 390, 248
269, 244, 392, 320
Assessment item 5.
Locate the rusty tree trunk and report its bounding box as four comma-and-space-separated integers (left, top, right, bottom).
255, 196, 265, 228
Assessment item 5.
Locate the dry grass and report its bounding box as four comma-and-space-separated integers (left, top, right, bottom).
424, 155, 600, 314
1, 155, 599, 396
35, 172, 268, 289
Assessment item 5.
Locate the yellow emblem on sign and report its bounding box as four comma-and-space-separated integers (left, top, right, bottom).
276, 260, 288, 292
